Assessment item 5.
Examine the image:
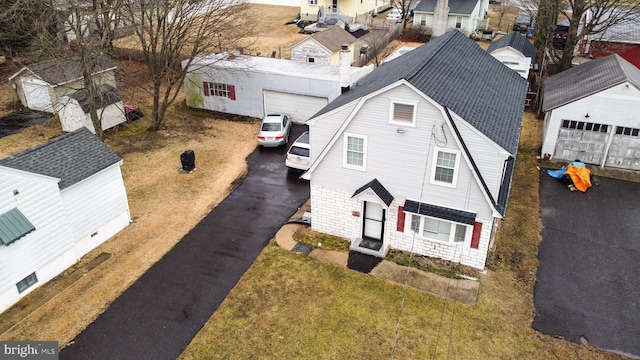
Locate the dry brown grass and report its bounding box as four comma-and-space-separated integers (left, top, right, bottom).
113, 5, 306, 59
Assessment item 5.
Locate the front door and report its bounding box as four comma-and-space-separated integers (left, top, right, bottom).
362, 202, 384, 241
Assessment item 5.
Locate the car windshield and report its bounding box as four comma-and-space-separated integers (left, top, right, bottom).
262, 123, 281, 132
289, 146, 310, 157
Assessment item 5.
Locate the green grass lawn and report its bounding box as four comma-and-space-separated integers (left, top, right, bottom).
179, 112, 621, 360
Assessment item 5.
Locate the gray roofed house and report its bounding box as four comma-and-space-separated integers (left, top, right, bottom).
290, 26, 359, 66
415, 0, 478, 15
0, 127, 122, 189
488, 33, 536, 61
413, 0, 489, 36
540, 54, 640, 169
312, 30, 526, 154
487, 33, 536, 78
0, 127, 129, 313
301, 30, 527, 270
543, 54, 640, 112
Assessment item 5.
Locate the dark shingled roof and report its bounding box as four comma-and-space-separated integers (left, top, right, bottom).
414, 0, 478, 15
352, 178, 394, 206
0, 127, 122, 190
543, 54, 640, 112
487, 33, 536, 62
311, 30, 527, 155
309, 26, 358, 53
69, 84, 122, 113
12, 54, 115, 86
404, 200, 476, 225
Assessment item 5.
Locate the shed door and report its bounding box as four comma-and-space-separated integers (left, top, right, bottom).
605, 126, 640, 170
554, 120, 609, 165
263, 90, 328, 124
22, 80, 53, 113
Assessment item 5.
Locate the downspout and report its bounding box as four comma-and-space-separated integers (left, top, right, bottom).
444, 107, 499, 212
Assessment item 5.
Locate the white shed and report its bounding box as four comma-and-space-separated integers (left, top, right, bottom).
182, 50, 373, 124
0, 128, 130, 314
7, 55, 117, 114
58, 84, 127, 134
541, 54, 640, 170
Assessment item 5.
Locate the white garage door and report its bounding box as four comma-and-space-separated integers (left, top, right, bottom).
263, 90, 328, 124
22, 80, 53, 113
554, 120, 610, 165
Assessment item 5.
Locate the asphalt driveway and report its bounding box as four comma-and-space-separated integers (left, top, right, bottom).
534, 173, 640, 358
60, 125, 310, 360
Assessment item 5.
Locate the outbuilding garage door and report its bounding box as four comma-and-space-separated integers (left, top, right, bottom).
554, 120, 609, 165
263, 90, 328, 124
605, 126, 640, 170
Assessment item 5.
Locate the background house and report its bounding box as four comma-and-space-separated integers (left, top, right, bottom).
291, 25, 358, 65
541, 54, 640, 170
8, 55, 117, 114
0, 128, 130, 313
302, 30, 527, 270
299, 0, 386, 27
182, 49, 373, 123
413, 0, 489, 36
487, 33, 536, 79
57, 84, 126, 134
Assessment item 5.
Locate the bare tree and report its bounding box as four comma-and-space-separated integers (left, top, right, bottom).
0, 0, 56, 56
495, 0, 515, 30
120, 0, 252, 131
555, 0, 640, 70
359, 26, 401, 67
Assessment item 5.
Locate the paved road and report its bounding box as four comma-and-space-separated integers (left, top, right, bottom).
534, 173, 640, 358
61, 125, 310, 360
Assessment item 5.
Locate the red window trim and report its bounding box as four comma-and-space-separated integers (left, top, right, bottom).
471, 221, 482, 249
396, 206, 405, 232
203, 81, 209, 96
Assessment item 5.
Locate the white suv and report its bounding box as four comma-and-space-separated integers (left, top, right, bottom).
285, 131, 310, 171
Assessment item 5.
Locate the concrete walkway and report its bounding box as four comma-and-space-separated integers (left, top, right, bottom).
276, 202, 480, 306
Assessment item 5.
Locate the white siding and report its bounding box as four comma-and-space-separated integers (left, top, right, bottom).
308, 102, 358, 162
291, 39, 332, 65
541, 82, 640, 166
61, 163, 130, 248
309, 83, 500, 269
312, 85, 495, 220
0, 168, 76, 312
490, 48, 532, 79
263, 90, 328, 124
185, 65, 340, 120
58, 100, 126, 134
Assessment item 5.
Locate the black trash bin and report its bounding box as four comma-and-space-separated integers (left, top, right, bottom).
180, 150, 195, 172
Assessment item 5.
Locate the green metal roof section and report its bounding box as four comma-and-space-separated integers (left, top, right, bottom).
0, 208, 35, 246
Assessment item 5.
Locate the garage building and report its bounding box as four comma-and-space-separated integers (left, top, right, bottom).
541, 54, 640, 170
182, 50, 372, 124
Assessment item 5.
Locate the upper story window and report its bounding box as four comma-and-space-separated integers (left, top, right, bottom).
343, 133, 367, 171
308, 0, 317, 4
307, 57, 315, 63
389, 101, 416, 126
456, 16, 463, 28
431, 148, 461, 187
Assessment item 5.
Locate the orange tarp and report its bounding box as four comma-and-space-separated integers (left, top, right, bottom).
565, 165, 592, 192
